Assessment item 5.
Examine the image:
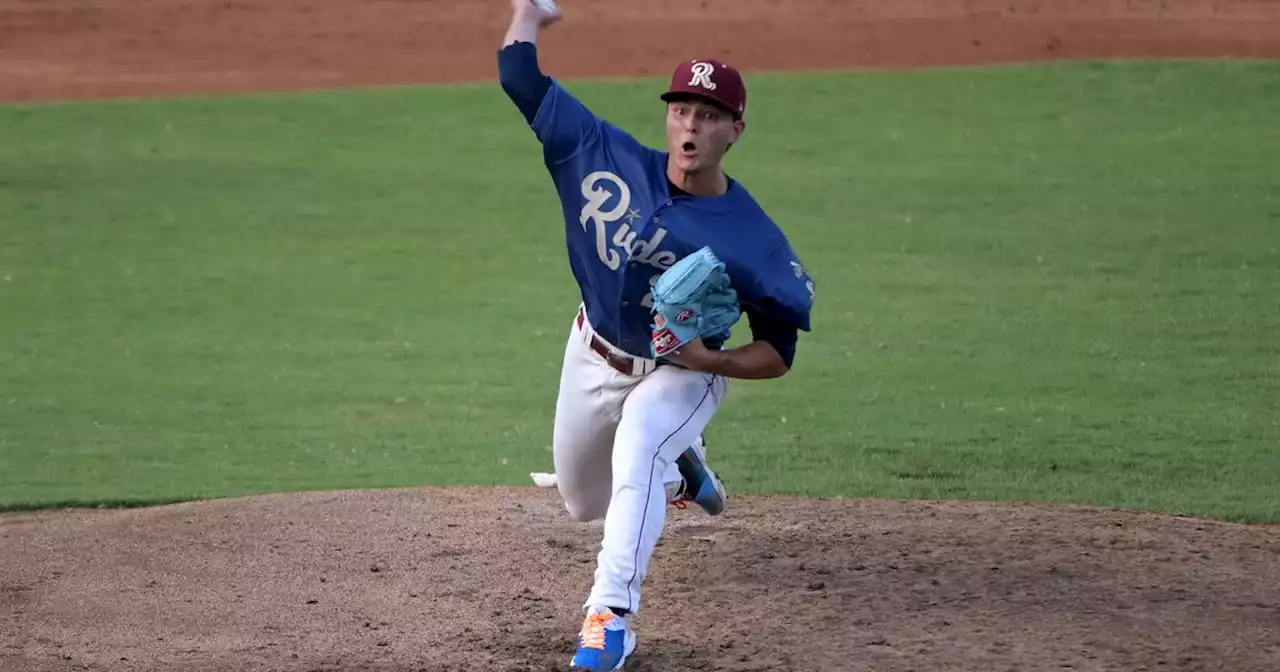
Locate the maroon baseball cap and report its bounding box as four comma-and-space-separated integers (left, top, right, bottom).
659, 58, 747, 119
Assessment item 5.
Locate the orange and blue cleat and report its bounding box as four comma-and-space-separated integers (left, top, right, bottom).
570, 606, 636, 670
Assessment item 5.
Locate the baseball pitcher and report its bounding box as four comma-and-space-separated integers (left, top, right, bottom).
498, 1, 815, 669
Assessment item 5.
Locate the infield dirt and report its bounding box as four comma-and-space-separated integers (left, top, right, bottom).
3, 1, 1280, 670
2, 0, 1279, 101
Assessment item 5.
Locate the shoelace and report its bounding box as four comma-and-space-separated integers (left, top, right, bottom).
668, 480, 689, 509
578, 612, 615, 651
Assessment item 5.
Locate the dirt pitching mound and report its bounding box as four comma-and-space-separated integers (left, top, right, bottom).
2, 0, 1279, 102
3, 487, 1278, 671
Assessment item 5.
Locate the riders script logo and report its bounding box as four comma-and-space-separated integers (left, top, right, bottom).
688, 61, 717, 91
578, 171, 679, 308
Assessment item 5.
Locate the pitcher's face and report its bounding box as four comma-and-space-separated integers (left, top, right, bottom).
666, 97, 745, 174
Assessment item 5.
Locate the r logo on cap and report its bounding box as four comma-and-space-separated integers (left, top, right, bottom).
688, 61, 717, 91
660, 58, 747, 119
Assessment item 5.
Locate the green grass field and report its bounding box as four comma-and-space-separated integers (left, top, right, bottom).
1, 60, 1277, 522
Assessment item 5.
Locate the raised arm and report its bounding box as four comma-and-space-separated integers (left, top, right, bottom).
497, 0, 611, 166
498, 1, 560, 123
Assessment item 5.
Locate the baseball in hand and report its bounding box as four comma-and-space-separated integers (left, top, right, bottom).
531, 0, 560, 14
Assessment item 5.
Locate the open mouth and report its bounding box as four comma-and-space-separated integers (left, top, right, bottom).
680, 141, 698, 155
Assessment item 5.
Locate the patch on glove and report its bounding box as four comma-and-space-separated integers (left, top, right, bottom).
649, 246, 742, 357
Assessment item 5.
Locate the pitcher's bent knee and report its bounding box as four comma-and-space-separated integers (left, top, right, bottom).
562, 496, 607, 523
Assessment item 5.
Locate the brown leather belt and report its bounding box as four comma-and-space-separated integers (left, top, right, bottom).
577, 307, 651, 376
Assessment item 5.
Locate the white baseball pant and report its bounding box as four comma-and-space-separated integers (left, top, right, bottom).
551, 305, 728, 615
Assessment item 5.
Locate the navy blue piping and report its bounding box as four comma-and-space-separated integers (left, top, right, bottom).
623, 376, 716, 611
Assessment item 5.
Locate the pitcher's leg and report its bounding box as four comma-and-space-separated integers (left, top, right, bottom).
585, 368, 729, 615
552, 311, 624, 522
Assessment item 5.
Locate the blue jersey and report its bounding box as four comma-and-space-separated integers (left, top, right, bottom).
502, 46, 814, 360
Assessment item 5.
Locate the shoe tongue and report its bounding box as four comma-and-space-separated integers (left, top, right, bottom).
586, 606, 628, 627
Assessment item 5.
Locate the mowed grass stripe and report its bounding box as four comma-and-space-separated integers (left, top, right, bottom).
1, 60, 1276, 521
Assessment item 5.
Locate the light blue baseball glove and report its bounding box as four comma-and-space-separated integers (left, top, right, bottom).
649, 246, 742, 358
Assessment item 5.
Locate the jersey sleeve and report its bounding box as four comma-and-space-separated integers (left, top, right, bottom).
497, 41, 552, 125
747, 243, 815, 333
497, 40, 604, 166
529, 78, 605, 167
